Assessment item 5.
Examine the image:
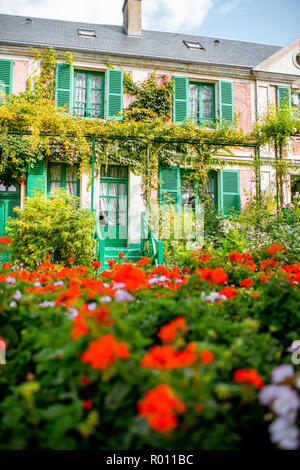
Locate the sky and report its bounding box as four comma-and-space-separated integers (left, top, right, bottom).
0, 0, 299, 46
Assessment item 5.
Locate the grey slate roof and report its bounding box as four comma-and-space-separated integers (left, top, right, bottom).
0, 13, 282, 68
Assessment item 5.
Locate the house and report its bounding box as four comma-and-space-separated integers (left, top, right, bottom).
0, 0, 299, 263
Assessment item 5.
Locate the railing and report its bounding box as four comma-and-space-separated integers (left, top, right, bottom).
93, 209, 105, 268
141, 211, 164, 266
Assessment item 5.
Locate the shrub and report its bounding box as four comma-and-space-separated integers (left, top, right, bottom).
7, 190, 95, 269
0, 240, 299, 450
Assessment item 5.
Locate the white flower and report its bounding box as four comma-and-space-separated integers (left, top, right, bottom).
202, 291, 226, 302
271, 387, 300, 415
287, 340, 300, 353
66, 307, 78, 318
112, 282, 125, 290
259, 385, 284, 406
54, 281, 64, 287
87, 302, 97, 311
5, 277, 16, 284
39, 300, 55, 308
269, 414, 299, 450
100, 295, 112, 303
12, 290, 22, 300
271, 364, 294, 384
115, 290, 135, 302
33, 281, 41, 287
9, 301, 17, 307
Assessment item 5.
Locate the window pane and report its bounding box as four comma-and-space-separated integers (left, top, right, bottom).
90, 105, 101, 118
119, 196, 127, 211
109, 197, 117, 211
66, 182, 77, 196
100, 197, 108, 210
118, 183, 126, 196
8, 185, 17, 192
108, 212, 116, 225
76, 73, 87, 87
118, 167, 127, 179
189, 84, 199, 120
119, 212, 126, 226
66, 166, 77, 182
202, 86, 213, 119
109, 183, 117, 196
0, 183, 6, 191
109, 167, 118, 178
50, 165, 62, 182
91, 89, 102, 103
75, 103, 86, 117
100, 182, 108, 196
91, 75, 102, 89
99, 211, 108, 225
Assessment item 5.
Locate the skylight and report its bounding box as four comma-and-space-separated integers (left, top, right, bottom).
77, 28, 96, 38
183, 40, 205, 51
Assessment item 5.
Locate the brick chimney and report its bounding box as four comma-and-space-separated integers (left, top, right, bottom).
122, 0, 142, 37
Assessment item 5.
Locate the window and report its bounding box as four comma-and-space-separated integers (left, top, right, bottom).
189, 82, 215, 127
77, 28, 96, 37
47, 163, 80, 197
73, 70, 104, 118
183, 40, 205, 50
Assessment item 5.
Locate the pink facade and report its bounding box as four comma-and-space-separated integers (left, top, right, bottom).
12, 60, 28, 95
234, 82, 252, 132
239, 168, 254, 210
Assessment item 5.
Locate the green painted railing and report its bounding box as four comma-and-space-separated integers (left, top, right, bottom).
93, 210, 105, 268
141, 211, 164, 266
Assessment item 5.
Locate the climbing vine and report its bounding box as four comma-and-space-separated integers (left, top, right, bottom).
254, 103, 300, 209
1, 47, 299, 206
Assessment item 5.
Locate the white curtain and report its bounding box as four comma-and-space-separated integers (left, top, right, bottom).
66, 166, 77, 196
50, 165, 62, 195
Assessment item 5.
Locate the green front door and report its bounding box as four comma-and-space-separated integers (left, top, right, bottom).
99, 166, 128, 247
0, 179, 21, 263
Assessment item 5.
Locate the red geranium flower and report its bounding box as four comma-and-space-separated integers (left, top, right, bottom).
1, 262, 12, 269
92, 260, 101, 268
218, 286, 238, 299
82, 400, 93, 410
113, 263, 147, 291
267, 243, 285, 255
157, 316, 187, 343
138, 384, 186, 433
81, 333, 130, 371
0, 236, 12, 244
239, 278, 254, 287
228, 252, 243, 262
140, 343, 197, 369
233, 368, 264, 388
137, 256, 152, 266
200, 349, 215, 364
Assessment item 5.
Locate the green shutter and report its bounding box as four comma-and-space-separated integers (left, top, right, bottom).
277, 86, 291, 108
55, 63, 73, 110
173, 76, 189, 123
106, 69, 124, 120
220, 170, 240, 216
159, 166, 181, 210
0, 59, 13, 100
27, 160, 46, 197
219, 80, 234, 123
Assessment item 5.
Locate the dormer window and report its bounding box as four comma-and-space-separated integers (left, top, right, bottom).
183, 40, 205, 51
77, 28, 96, 38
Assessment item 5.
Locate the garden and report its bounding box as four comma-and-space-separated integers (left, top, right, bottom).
0, 191, 299, 450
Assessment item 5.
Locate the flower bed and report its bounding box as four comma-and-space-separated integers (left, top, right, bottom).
0, 238, 299, 450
